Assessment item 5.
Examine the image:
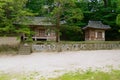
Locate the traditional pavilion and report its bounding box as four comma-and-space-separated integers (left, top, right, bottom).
83, 21, 111, 41
19, 17, 56, 41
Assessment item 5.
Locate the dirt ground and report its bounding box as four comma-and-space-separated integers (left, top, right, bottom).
0, 50, 120, 77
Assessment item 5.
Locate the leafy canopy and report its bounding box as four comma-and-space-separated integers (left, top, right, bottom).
0, 0, 32, 36
51, 0, 84, 23
116, 0, 120, 26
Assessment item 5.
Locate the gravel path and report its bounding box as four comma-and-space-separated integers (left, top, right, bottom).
0, 50, 120, 77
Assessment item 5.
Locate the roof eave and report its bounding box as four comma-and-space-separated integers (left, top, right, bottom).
82, 26, 111, 30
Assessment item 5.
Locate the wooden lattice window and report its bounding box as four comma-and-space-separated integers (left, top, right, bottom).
36, 29, 45, 37
39, 29, 45, 37
98, 31, 102, 38
91, 30, 95, 38
85, 31, 89, 38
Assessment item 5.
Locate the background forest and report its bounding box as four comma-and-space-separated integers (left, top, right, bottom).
0, 0, 120, 41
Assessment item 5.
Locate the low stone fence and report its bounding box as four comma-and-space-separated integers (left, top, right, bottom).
0, 37, 20, 45
32, 42, 120, 52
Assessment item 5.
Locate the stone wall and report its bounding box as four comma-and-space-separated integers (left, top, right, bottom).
0, 37, 20, 45
32, 42, 120, 52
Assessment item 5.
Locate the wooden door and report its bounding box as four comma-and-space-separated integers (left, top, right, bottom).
97, 31, 102, 39
36, 29, 46, 37
39, 29, 46, 37
90, 30, 95, 40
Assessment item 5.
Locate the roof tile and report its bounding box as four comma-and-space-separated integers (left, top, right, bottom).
83, 21, 111, 30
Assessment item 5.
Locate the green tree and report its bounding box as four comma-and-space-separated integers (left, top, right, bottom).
26, 0, 44, 16
50, 0, 84, 42
77, 0, 120, 40
60, 25, 83, 41
0, 0, 32, 36
116, 0, 120, 32
26, 0, 54, 16
116, 14, 120, 26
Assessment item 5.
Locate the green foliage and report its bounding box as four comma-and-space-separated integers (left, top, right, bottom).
0, 0, 33, 36
0, 45, 18, 52
0, 69, 120, 80
60, 25, 83, 41
116, 0, 120, 13
0, 72, 42, 80
26, 0, 44, 16
50, 69, 120, 80
76, 0, 120, 40
116, 0, 120, 33
50, 0, 84, 23
0, 45, 18, 55
26, 0, 54, 16
116, 14, 120, 26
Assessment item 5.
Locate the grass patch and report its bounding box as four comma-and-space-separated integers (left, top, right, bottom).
50, 69, 120, 80
0, 72, 42, 80
0, 69, 120, 80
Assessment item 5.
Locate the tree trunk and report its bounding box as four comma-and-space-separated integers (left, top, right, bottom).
56, 12, 60, 42
103, 0, 108, 7
55, 2, 61, 42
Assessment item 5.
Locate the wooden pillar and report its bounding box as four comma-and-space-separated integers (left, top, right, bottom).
95, 31, 97, 39
34, 36, 37, 41
102, 31, 105, 40
88, 30, 90, 40
34, 28, 37, 41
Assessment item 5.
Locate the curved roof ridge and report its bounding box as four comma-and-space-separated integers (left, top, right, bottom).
83, 20, 111, 30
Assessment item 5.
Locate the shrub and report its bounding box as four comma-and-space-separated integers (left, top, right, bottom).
0, 45, 18, 55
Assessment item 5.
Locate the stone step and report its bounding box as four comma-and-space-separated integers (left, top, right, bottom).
18, 45, 31, 55
19, 47, 31, 50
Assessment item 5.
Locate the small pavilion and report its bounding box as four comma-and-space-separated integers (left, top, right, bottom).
83, 21, 111, 41
18, 17, 56, 41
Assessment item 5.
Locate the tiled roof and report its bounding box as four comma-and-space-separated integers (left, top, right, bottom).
19, 17, 53, 26
17, 17, 66, 26
83, 21, 111, 30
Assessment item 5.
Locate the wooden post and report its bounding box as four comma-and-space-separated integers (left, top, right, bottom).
95, 31, 97, 39
55, 2, 61, 42
102, 31, 105, 40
